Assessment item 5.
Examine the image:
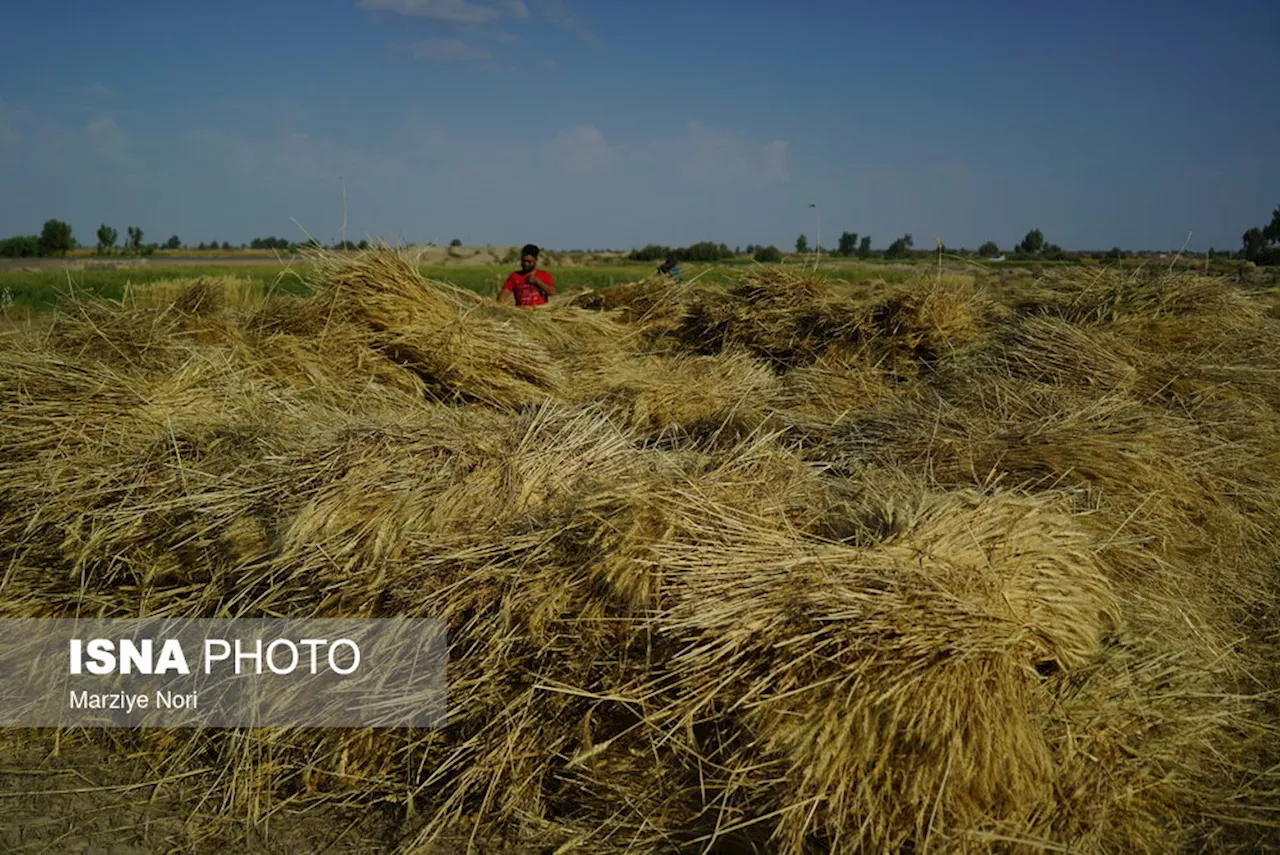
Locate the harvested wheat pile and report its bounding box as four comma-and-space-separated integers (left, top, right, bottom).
1, 252, 1276, 854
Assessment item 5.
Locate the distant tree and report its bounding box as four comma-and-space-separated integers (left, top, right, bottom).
449, 238, 463, 247
1106, 247, 1129, 261
1016, 228, 1045, 255
857, 235, 872, 258
221, 241, 232, 250
753, 245, 782, 263
795, 234, 808, 254
95, 224, 118, 255
165, 235, 181, 250
977, 241, 1000, 258
629, 244, 672, 262
0, 236, 41, 258
197, 242, 208, 251
836, 231, 858, 257
681, 241, 733, 262
884, 234, 914, 259
1043, 243, 1069, 260
357, 239, 369, 250
1242, 227, 1267, 261
38, 219, 74, 256
1264, 204, 1280, 244
126, 226, 144, 254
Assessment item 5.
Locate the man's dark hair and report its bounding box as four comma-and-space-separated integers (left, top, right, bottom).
521, 243, 540, 257
664, 254, 678, 266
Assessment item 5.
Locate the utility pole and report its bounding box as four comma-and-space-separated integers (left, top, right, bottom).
339, 175, 347, 248
809, 203, 821, 269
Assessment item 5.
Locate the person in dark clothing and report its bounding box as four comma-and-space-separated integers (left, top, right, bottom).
656, 254, 684, 283
499, 243, 557, 307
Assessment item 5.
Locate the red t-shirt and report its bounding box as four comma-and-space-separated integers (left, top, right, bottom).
502, 270, 554, 306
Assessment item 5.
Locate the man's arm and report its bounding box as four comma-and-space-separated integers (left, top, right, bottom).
537, 271, 558, 297
498, 274, 516, 304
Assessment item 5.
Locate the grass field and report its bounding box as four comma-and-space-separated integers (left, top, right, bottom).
0, 261, 932, 312
1, 249, 1277, 853
2, 247, 1268, 315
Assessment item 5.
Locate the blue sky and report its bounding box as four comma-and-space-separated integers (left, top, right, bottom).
0, 0, 1276, 252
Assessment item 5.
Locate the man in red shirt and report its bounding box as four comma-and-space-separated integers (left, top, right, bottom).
499, 243, 557, 307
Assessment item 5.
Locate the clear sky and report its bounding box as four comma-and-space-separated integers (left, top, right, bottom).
1, 0, 1276, 252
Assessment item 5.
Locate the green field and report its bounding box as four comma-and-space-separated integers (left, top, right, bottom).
0, 261, 929, 313
1, 254, 1269, 316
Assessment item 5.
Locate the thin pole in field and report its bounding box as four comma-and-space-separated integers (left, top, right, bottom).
809, 202, 820, 270
339, 175, 348, 247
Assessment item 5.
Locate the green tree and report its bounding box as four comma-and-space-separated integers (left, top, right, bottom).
977, 241, 1000, 257
38, 219, 74, 256
165, 235, 181, 250
0, 236, 41, 258
126, 226, 144, 254
753, 245, 782, 263
449, 238, 463, 247
629, 244, 673, 262
795, 234, 808, 254
95, 224, 118, 254
857, 235, 872, 258
1242, 227, 1267, 261
885, 234, 914, 259
1263, 204, 1280, 243
837, 231, 858, 256
1016, 228, 1045, 255
221, 241, 232, 251
682, 241, 733, 262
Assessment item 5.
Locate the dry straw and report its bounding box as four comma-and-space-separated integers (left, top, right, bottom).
0, 250, 1276, 853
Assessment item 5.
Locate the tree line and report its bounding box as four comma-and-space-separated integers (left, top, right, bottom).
5, 208, 1279, 263
0, 220, 376, 258
785, 213, 1280, 264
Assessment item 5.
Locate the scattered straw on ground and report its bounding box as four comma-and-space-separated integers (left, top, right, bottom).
1, 249, 1277, 853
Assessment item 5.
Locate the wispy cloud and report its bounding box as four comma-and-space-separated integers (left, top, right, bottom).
361, 0, 494, 26
661, 122, 789, 186
531, 0, 595, 43
544, 125, 614, 173
537, 122, 788, 187
361, 0, 587, 46
492, 0, 530, 19
0, 105, 791, 248
86, 116, 142, 170
360, 0, 525, 26
405, 38, 493, 61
